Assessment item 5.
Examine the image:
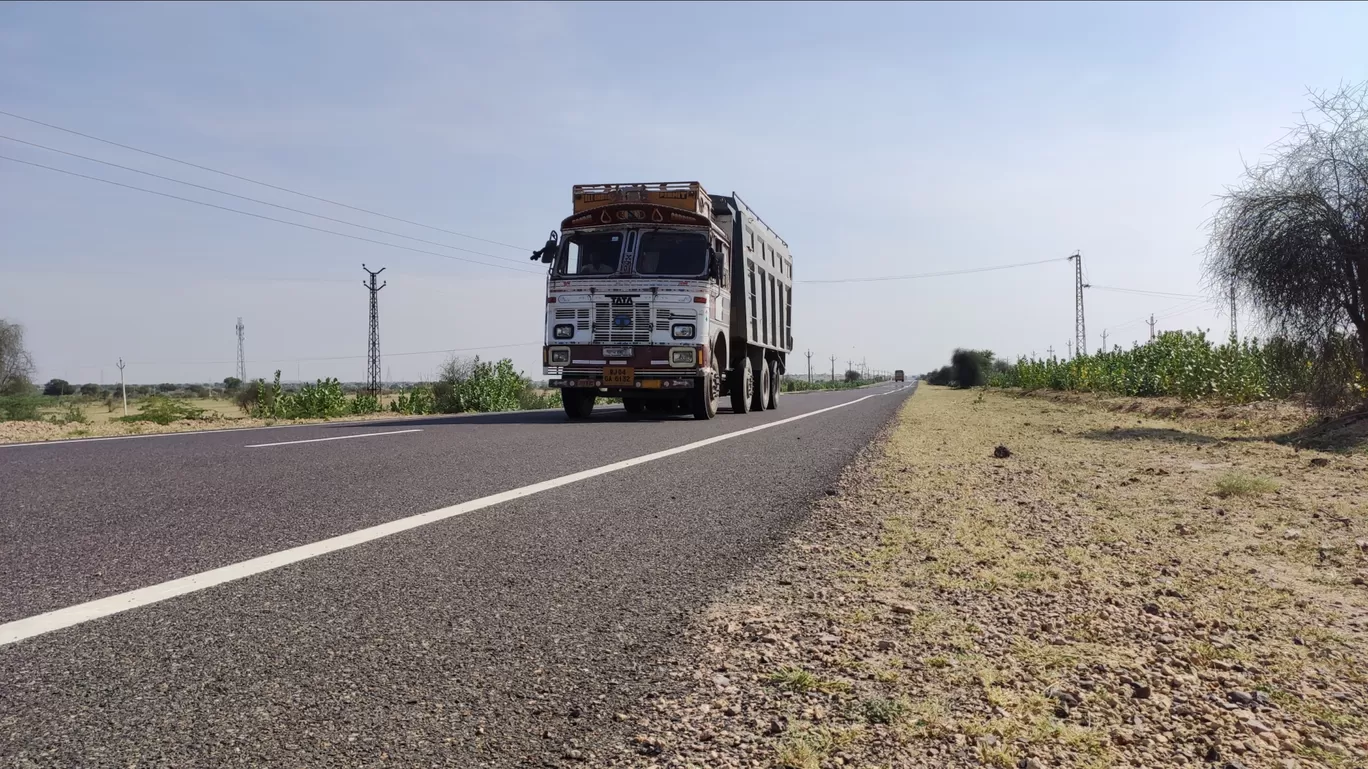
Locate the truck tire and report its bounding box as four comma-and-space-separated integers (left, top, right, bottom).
691, 357, 719, 420
623, 398, 646, 415
766, 359, 781, 410
752, 354, 770, 411
730, 357, 753, 414
563, 389, 595, 420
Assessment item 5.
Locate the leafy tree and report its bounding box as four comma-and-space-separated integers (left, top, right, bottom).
1207, 82, 1368, 390
844, 369, 861, 382
79, 383, 100, 396
0, 320, 36, 396
157, 383, 178, 393
223, 376, 242, 391
43, 378, 74, 396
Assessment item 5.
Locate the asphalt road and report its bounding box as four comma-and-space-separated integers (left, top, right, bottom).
0, 382, 916, 768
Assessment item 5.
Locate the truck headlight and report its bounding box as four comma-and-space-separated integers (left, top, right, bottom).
671, 323, 696, 340
669, 348, 696, 367
549, 347, 570, 364
553, 324, 574, 339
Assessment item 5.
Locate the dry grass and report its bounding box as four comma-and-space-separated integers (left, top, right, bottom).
618, 385, 1368, 768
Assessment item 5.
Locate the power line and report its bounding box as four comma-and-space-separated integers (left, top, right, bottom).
0, 133, 533, 266
85, 341, 544, 370
1089, 285, 1208, 301
798, 257, 1067, 284
0, 108, 530, 252
0, 154, 545, 276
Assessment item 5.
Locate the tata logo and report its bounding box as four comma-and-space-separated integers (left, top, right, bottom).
608, 295, 636, 306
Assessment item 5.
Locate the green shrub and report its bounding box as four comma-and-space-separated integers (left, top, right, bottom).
50, 401, 89, 425
118, 395, 208, 425
250, 372, 350, 419
350, 392, 381, 414
433, 356, 536, 414
990, 330, 1362, 406
390, 386, 436, 415
0, 395, 43, 421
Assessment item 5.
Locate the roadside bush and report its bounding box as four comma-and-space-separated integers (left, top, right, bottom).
118, 395, 208, 425
950, 349, 993, 389
236, 378, 269, 414
391, 386, 436, 415
251, 372, 351, 419
433, 356, 534, 414
0, 395, 43, 421
79, 383, 100, 396
991, 330, 1364, 407
518, 385, 561, 410
350, 392, 381, 414
50, 401, 89, 425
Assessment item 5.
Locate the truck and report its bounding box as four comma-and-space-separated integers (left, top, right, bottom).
531, 182, 793, 420
894, 370, 905, 382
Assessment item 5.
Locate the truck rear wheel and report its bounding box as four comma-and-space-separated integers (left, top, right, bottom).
752, 355, 770, 411
563, 389, 595, 420
766, 359, 781, 410
730, 357, 753, 414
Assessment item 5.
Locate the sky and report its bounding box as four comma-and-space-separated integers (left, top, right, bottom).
2, 1, 1366, 385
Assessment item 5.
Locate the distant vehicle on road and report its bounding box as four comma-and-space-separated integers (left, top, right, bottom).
894, 370, 905, 382
532, 182, 793, 420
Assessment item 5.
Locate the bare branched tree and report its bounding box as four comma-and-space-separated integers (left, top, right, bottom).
0, 319, 37, 395
1206, 82, 1368, 382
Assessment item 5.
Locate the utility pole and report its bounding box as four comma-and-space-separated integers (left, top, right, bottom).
1065, 340, 1073, 359
1047, 345, 1055, 360
235, 317, 246, 382
1147, 314, 1157, 341
362, 264, 387, 397
1230, 286, 1238, 341
116, 358, 127, 416
830, 355, 836, 382
1067, 251, 1089, 356
1100, 329, 1108, 351
806, 349, 812, 383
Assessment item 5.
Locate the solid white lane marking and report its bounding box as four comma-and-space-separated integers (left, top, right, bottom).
0, 387, 905, 647
245, 429, 422, 448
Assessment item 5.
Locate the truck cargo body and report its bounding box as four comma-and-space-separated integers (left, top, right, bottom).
536, 182, 793, 420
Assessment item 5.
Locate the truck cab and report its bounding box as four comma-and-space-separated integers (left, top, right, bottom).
535, 182, 792, 421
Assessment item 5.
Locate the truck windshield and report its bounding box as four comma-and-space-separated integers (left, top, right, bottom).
636, 231, 708, 277
556, 231, 623, 276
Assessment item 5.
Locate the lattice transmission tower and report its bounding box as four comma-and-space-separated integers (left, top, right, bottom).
362, 265, 387, 396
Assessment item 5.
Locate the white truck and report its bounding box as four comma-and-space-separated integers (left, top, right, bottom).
532, 182, 793, 420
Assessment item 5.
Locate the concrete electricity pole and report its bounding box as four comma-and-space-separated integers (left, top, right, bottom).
806, 349, 813, 383
235, 317, 246, 382
116, 358, 127, 416
1147, 314, 1157, 340
1100, 329, 1108, 351
1065, 340, 1072, 359
830, 355, 836, 382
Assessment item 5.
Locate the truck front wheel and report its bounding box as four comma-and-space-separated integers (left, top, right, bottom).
691, 357, 719, 420
563, 389, 595, 420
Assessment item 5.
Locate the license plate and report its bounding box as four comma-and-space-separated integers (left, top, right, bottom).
603, 366, 634, 386
603, 347, 633, 358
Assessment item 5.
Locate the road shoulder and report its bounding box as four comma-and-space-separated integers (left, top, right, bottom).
604, 386, 1368, 768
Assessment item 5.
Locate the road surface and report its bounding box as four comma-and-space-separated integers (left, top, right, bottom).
0, 383, 915, 767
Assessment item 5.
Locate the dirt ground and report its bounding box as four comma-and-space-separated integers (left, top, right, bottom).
606, 386, 1368, 769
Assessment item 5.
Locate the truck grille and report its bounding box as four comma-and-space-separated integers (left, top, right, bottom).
655, 309, 694, 331
555, 307, 591, 330
593, 302, 651, 343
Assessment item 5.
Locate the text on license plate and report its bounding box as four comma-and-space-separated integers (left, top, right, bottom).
603, 366, 634, 386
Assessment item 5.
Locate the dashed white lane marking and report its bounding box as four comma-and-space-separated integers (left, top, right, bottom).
0, 388, 905, 647
245, 429, 423, 448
